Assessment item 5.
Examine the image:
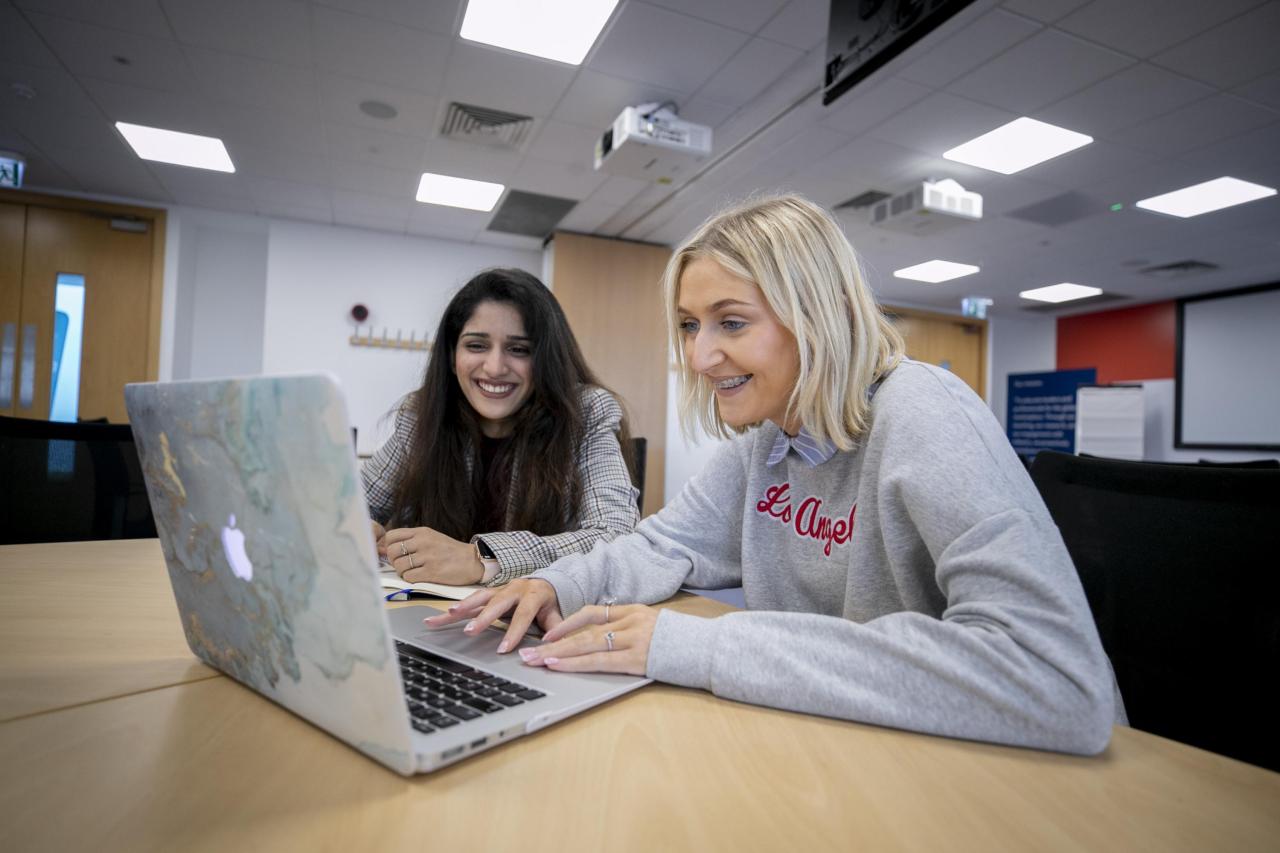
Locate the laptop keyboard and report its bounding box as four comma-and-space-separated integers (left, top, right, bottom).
395, 640, 546, 734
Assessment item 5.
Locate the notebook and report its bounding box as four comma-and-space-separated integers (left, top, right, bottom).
378, 567, 484, 601
125, 373, 649, 775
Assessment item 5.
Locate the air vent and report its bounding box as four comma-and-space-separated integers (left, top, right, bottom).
441, 102, 534, 148
1137, 259, 1219, 279
836, 190, 890, 210
487, 190, 577, 238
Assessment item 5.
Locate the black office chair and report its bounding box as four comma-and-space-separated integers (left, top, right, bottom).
629, 436, 647, 512
1029, 451, 1280, 771
0, 415, 157, 545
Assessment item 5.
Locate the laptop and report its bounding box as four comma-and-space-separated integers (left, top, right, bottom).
124, 373, 649, 775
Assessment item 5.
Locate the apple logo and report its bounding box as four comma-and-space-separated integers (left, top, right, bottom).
221, 514, 254, 582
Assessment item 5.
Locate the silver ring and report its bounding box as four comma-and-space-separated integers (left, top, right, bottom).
604, 630, 615, 652
408, 553, 417, 570
603, 596, 616, 623
400, 542, 409, 558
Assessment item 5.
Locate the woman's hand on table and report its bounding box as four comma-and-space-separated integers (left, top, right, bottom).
379, 526, 484, 585
424, 578, 564, 653
519, 602, 657, 677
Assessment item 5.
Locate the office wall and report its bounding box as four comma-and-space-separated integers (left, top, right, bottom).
262, 220, 539, 454
169, 207, 269, 381
988, 312, 1057, 431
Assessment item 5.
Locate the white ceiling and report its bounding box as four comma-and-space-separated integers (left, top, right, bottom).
1, 0, 1278, 317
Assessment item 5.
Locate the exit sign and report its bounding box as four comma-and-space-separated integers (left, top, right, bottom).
0, 153, 25, 188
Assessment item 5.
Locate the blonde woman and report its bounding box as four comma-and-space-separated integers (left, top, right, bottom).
428, 195, 1124, 755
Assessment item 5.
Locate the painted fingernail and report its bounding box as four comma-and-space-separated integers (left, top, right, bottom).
447, 605, 459, 613
518, 648, 538, 662
543, 657, 560, 666
465, 620, 477, 632
497, 641, 510, 653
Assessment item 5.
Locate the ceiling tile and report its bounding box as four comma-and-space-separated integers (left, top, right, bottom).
1018, 138, 1158, 189
510, 156, 605, 200
233, 144, 332, 184
1152, 2, 1280, 89
819, 76, 932, 136
15, 0, 172, 38
590, 174, 650, 205
442, 41, 577, 118
948, 28, 1133, 113
247, 175, 331, 210
896, 8, 1041, 89
328, 160, 419, 199
696, 37, 803, 107
1, 4, 62, 67
151, 161, 253, 200
473, 230, 543, 251
678, 96, 739, 128
79, 76, 220, 134
1110, 93, 1279, 157
758, 0, 828, 51
26, 11, 199, 94
1233, 69, 1280, 111
645, 0, 786, 33
1036, 62, 1214, 137
41, 140, 172, 201
550, 69, 682, 129
313, 5, 451, 93
217, 102, 330, 159
325, 121, 429, 171
1058, 0, 1261, 59
331, 189, 412, 231
312, 0, 463, 35
184, 46, 320, 115
588, 3, 750, 94
163, 0, 312, 68
526, 120, 600, 168
17, 148, 82, 192
318, 73, 441, 138
0, 104, 121, 155
866, 91, 1018, 156
422, 136, 524, 183
251, 199, 333, 224
998, 0, 1090, 23
0, 58, 102, 116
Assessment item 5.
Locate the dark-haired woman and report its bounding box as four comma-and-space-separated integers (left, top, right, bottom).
362, 268, 639, 586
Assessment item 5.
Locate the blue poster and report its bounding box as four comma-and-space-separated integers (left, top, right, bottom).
1007, 368, 1097, 456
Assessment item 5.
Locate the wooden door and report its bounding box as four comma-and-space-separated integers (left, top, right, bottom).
0, 203, 24, 416
886, 305, 987, 398
13, 205, 157, 423
549, 232, 671, 517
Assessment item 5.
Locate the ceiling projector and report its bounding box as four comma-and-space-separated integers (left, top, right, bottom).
594, 104, 712, 184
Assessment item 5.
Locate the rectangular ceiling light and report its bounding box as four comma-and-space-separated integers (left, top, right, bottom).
1020, 283, 1103, 303
115, 122, 234, 172
416, 172, 505, 211
461, 0, 619, 65
1135, 176, 1277, 218
893, 260, 980, 283
943, 117, 1092, 175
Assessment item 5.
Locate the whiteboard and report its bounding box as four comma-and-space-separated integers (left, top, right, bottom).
1177, 285, 1280, 450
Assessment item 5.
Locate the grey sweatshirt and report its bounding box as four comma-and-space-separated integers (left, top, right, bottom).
533, 360, 1124, 756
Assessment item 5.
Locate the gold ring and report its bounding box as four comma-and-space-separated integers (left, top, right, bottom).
400, 542, 409, 558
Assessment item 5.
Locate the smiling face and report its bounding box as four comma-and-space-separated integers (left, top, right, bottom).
453, 300, 535, 437
677, 257, 802, 434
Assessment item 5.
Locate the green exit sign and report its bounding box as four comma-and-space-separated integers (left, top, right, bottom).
0, 152, 25, 188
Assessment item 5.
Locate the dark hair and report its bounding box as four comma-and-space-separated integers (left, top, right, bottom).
389, 268, 632, 539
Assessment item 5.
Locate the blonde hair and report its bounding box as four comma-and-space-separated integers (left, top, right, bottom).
663, 194, 905, 450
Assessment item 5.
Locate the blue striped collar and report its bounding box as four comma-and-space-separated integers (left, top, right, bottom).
766, 425, 838, 468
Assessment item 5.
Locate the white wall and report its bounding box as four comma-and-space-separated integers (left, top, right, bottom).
664, 366, 728, 503
987, 312, 1057, 431
262, 220, 539, 454
169, 207, 270, 381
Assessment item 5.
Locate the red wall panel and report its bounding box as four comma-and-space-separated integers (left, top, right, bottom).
1056, 301, 1176, 384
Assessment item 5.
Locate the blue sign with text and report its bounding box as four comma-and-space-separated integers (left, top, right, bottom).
1007, 368, 1096, 456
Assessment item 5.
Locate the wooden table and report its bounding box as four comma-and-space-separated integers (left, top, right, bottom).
2, 540, 1278, 853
